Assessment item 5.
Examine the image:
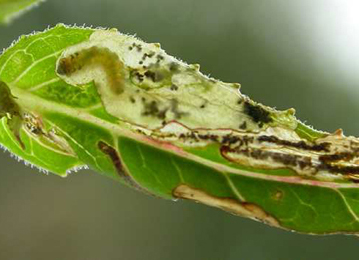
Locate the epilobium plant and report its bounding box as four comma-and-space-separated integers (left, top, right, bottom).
1, 24, 359, 235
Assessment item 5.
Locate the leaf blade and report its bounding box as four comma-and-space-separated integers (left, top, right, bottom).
1, 24, 359, 235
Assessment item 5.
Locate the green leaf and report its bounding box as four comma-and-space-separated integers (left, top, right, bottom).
0, 0, 45, 24
2, 24, 359, 235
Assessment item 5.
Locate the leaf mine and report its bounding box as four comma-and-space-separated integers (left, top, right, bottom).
173, 184, 280, 228
97, 140, 145, 192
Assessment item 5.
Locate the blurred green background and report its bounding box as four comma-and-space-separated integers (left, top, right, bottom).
1, 0, 359, 259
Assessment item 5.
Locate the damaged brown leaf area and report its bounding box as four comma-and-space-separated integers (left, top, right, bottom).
148, 121, 359, 181
97, 141, 148, 192
173, 184, 280, 227
98, 141, 135, 184
24, 113, 76, 156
